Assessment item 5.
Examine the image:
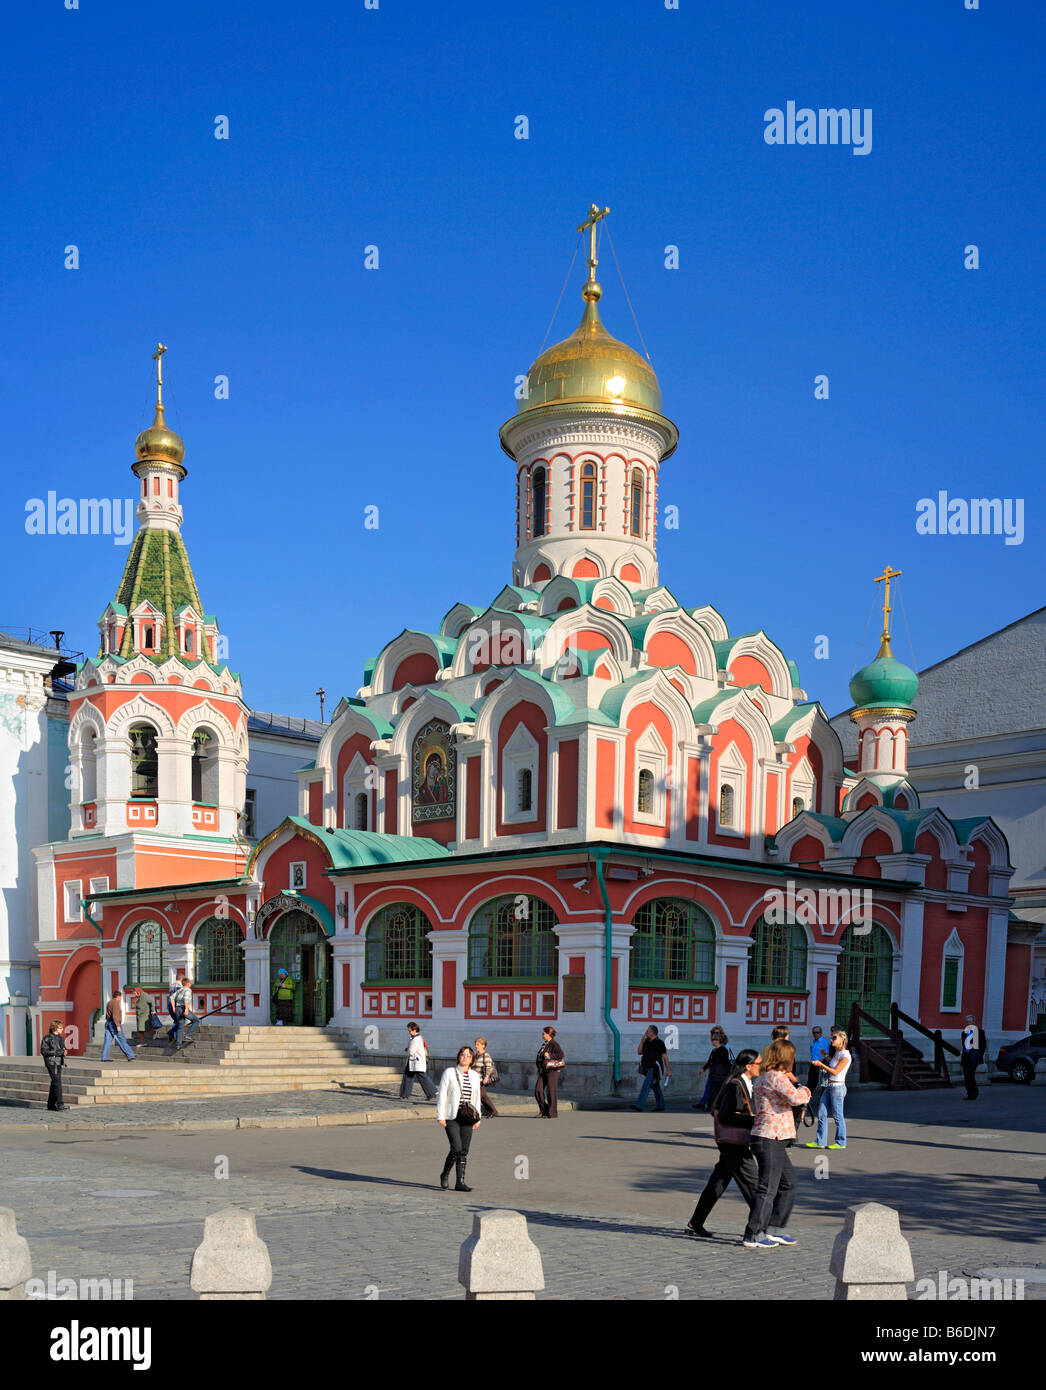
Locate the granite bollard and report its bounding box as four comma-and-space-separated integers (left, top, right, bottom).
458, 1209, 545, 1300
0, 1207, 32, 1300
830, 1201, 914, 1300
190, 1207, 272, 1300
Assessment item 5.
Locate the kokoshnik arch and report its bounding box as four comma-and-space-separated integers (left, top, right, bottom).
30, 207, 1030, 1088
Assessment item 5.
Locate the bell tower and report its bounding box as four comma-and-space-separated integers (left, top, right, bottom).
499, 205, 678, 591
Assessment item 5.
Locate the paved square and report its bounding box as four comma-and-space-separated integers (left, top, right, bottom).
1, 1083, 1043, 1300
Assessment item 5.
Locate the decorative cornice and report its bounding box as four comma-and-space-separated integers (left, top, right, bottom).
849, 706, 917, 724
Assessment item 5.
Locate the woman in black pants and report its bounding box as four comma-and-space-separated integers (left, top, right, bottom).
437, 1045, 483, 1191
41, 1020, 67, 1111
687, 1049, 761, 1236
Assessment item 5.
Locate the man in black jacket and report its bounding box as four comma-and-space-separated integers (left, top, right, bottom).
686, 1049, 761, 1236
41, 1020, 67, 1111
961, 1015, 988, 1100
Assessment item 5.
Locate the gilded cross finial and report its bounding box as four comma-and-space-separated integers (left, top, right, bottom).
576, 203, 610, 286
873, 564, 902, 657
152, 343, 168, 416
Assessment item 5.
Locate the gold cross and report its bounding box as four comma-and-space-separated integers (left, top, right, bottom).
873, 564, 902, 657
576, 203, 610, 284
152, 343, 167, 412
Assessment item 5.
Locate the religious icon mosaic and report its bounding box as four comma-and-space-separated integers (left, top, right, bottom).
412, 719, 455, 823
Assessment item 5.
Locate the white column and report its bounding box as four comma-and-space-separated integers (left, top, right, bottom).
808, 944, 843, 1031
552, 922, 612, 1063
430, 927, 468, 1024
896, 897, 925, 1019
241, 940, 269, 1024
717, 935, 751, 1038
330, 933, 365, 1027
982, 906, 1010, 1037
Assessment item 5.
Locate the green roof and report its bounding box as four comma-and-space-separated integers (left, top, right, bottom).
769, 702, 821, 741
109, 526, 209, 663
298, 819, 451, 870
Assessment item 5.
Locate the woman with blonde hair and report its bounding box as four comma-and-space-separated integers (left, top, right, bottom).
807, 1026, 851, 1150
742, 1038, 811, 1250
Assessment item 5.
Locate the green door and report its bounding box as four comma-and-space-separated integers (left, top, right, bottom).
835, 924, 894, 1036
269, 911, 333, 1026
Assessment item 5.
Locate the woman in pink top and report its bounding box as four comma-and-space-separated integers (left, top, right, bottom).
742, 1039, 811, 1249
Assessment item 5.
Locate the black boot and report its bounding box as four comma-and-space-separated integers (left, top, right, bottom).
440, 1152, 455, 1190
454, 1156, 472, 1192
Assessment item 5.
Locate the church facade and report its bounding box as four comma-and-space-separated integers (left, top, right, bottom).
30, 214, 1035, 1085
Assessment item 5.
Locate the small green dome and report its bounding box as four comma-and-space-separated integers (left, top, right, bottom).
849, 655, 919, 709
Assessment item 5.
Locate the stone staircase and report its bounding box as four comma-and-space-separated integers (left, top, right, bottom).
855, 1034, 951, 1089
0, 1026, 403, 1108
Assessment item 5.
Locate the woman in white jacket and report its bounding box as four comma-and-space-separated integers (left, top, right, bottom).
437, 1045, 483, 1191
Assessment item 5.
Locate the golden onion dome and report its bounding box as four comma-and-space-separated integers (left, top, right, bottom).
134, 405, 185, 468
517, 281, 663, 417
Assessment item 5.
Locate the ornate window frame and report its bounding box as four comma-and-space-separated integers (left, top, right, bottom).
502, 721, 539, 825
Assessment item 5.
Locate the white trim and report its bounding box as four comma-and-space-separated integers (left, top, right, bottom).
502, 722, 540, 825
716, 742, 746, 838
63, 880, 82, 925
940, 927, 964, 1012
633, 724, 667, 827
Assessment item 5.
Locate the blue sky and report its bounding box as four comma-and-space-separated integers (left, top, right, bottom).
2, 0, 1043, 719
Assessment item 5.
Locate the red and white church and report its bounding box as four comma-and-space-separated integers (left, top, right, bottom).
31, 214, 1034, 1088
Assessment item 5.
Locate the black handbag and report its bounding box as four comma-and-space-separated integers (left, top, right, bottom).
456, 1102, 480, 1124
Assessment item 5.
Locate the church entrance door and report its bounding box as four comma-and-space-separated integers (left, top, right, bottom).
269, 911, 333, 1026
835, 924, 894, 1036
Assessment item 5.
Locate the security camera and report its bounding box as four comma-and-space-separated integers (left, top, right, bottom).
164, 902, 174, 911
573, 879, 589, 890
639, 867, 656, 878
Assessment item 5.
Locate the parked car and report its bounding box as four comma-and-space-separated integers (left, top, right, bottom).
996, 1033, 1046, 1084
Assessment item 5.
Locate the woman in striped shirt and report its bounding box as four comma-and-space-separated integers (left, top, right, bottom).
437, 1045, 484, 1191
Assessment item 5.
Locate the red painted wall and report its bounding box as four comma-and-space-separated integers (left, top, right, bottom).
1003, 943, 1032, 1030
595, 739, 616, 829
729, 655, 774, 693
496, 701, 548, 836
393, 652, 439, 689
336, 732, 374, 827
466, 757, 481, 840
646, 631, 697, 675
384, 771, 398, 835
557, 739, 579, 829
916, 832, 948, 890
572, 558, 600, 579
623, 700, 672, 839
706, 718, 752, 849
685, 756, 701, 841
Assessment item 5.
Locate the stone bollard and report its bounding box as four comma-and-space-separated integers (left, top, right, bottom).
0, 1208, 32, 1300
830, 1202, 914, 1300
190, 1207, 272, 1300
458, 1209, 545, 1301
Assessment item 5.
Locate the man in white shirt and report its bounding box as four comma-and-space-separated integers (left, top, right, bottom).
961, 1015, 988, 1100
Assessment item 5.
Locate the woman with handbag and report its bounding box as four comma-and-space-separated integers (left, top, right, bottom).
437, 1045, 483, 1190
686, 1049, 761, 1236
534, 1026, 565, 1118
806, 1027, 851, 1150
473, 1036, 499, 1117
742, 1039, 811, 1250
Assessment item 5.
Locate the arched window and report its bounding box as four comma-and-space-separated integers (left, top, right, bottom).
354, 791, 368, 830
126, 921, 169, 986
630, 898, 716, 984
365, 903, 434, 982
518, 766, 533, 813
184, 628, 194, 655
129, 724, 158, 798
791, 796, 804, 819
468, 895, 557, 980
142, 625, 155, 651
191, 729, 218, 803
80, 728, 97, 802
532, 466, 546, 538
580, 461, 597, 530
630, 468, 644, 537
748, 917, 808, 990
637, 768, 654, 815
719, 783, 735, 827
194, 916, 245, 984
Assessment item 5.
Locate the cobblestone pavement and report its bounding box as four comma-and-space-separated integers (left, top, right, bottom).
0, 1082, 551, 1131
1, 1085, 1042, 1300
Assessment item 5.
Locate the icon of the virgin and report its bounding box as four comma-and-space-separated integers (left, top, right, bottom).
417, 751, 449, 805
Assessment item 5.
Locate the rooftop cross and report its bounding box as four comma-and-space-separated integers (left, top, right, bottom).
152, 342, 168, 415
576, 203, 610, 286
874, 564, 902, 658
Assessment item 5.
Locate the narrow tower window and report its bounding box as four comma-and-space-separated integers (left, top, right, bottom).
518, 767, 533, 814
532, 466, 546, 539
355, 791, 368, 830
791, 797, 804, 818
719, 783, 734, 828
191, 729, 218, 803
129, 725, 159, 799
580, 462, 597, 530
637, 767, 654, 814
630, 468, 644, 537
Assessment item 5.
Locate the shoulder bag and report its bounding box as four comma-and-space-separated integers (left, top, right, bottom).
713, 1084, 754, 1146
